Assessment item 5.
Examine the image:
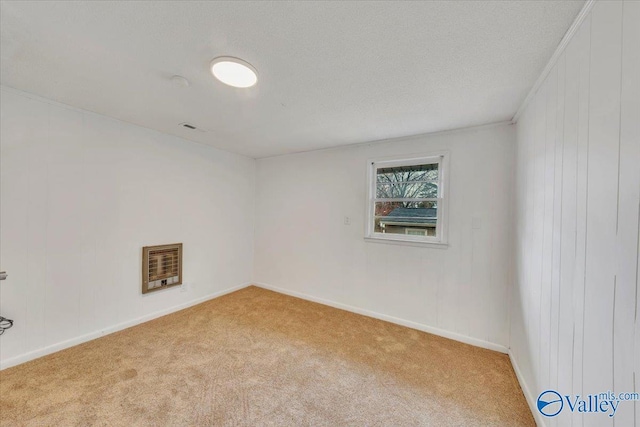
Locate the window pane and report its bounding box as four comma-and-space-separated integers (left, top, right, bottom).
376, 182, 438, 199
376, 163, 439, 184
374, 201, 437, 237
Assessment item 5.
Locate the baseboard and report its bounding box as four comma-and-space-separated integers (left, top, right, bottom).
253, 282, 509, 354
509, 350, 545, 427
0, 282, 252, 370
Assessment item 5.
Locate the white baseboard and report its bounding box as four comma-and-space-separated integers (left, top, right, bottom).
3, 280, 537, 423
253, 282, 509, 354
0, 282, 251, 370
509, 350, 545, 427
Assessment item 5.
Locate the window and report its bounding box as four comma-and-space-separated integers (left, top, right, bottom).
366, 153, 448, 245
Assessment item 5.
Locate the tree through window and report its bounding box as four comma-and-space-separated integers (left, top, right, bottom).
367, 154, 448, 244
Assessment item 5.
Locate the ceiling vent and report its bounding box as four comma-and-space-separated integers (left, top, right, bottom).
142, 243, 183, 294
179, 122, 205, 132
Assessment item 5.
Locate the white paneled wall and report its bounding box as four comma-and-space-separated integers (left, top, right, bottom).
254, 124, 515, 351
2, 8, 638, 427
511, 1, 639, 426
0, 88, 256, 368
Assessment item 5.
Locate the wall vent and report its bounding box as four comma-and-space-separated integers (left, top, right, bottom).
142, 243, 183, 294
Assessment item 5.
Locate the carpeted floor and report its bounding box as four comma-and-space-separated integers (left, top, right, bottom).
0, 286, 534, 426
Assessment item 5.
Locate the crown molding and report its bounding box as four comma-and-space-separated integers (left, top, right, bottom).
511, 0, 596, 123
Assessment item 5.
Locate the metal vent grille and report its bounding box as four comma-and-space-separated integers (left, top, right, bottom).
178, 122, 205, 132
142, 243, 182, 294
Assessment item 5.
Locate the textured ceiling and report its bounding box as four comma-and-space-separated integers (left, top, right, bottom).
0, 1, 584, 158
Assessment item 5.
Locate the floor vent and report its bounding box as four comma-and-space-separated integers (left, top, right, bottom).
142, 243, 183, 294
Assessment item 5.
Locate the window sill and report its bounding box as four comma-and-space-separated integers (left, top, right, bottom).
364, 236, 449, 249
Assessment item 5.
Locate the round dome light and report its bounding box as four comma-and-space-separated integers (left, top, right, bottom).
210, 57, 258, 88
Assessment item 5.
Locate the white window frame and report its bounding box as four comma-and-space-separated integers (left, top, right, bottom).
365, 152, 449, 247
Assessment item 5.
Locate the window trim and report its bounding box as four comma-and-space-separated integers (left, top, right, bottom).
365, 152, 449, 247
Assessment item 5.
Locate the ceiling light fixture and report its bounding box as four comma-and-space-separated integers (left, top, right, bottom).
210, 57, 258, 88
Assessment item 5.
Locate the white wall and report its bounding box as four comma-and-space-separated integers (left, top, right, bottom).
254, 123, 515, 351
510, 1, 639, 426
0, 88, 255, 368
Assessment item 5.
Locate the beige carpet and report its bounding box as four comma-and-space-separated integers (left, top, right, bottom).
0, 286, 534, 426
